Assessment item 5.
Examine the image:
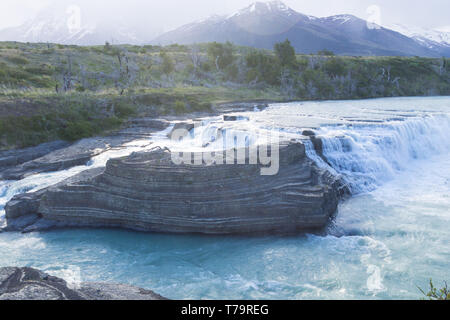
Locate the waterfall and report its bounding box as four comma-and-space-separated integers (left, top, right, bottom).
303, 115, 450, 194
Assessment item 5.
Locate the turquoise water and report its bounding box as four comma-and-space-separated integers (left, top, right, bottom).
0, 97, 449, 299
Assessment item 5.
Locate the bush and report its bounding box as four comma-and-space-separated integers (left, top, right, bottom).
6, 56, 29, 65
114, 102, 136, 118
160, 51, 175, 75
324, 58, 347, 77
245, 49, 281, 85
318, 49, 335, 56
75, 85, 86, 92
207, 42, 235, 70
24, 65, 54, 76
41, 48, 55, 54
59, 121, 95, 141
174, 100, 187, 114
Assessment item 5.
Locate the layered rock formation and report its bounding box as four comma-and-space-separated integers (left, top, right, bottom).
5, 140, 347, 234
0, 267, 166, 300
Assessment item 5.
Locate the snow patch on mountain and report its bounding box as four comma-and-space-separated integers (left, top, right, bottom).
227, 0, 295, 19
387, 24, 450, 47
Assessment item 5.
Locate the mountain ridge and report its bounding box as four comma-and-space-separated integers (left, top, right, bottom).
152, 1, 448, 57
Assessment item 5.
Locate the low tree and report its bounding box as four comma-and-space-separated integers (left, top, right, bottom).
190, 44, 202, 77
160, 50, 175, 75
324, 58, 347, 78
318, 49, 335, 56
274, 39, 297, 68
245, 49, 281, 85
207, 42, 235, 71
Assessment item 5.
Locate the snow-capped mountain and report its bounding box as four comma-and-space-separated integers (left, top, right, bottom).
0, 0, 447, 57
153, 1, 443, 57
388, 24, 450, 46
386, 24, 450, 56
0, 2, 151, 45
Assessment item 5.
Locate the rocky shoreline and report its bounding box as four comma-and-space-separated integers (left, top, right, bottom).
0, 267, 166, 300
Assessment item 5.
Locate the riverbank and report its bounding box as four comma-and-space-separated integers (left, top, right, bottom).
0, 87, 284, 150
1, 41, 449, 150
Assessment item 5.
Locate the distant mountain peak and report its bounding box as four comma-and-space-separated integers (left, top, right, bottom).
0, 3, 154, 45
153, 1, 448, 57
228, 0, 296, 18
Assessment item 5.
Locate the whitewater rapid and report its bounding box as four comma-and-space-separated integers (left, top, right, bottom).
0, 96, 449, 299
306, 114, 450, 193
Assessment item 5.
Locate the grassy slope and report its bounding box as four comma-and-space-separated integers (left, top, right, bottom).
0, 41, 449, 150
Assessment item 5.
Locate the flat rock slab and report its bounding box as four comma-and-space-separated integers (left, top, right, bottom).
0, 140, 69, 172
0, 119, 170, 180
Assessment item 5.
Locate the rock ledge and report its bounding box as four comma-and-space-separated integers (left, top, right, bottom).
0, 267, 166, 300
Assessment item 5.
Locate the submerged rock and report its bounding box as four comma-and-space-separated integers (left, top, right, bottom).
167, 121, 195, 138
5, 141, 346, 234
0, 267, 166, 300
223, 115, 250, 122
302, 130, 316, 137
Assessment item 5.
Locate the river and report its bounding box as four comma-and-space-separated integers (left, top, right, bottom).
0, 96, 449, 299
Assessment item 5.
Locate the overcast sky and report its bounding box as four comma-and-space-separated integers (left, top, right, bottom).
0, 0, 449, 32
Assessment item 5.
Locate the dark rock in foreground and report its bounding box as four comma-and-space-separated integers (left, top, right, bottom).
5, 140, 346, 234
0, 267, 166, 300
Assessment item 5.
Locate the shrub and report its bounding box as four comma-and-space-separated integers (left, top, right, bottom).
160, 51, 175, 75
174, 100, 187, 114
207, 42, 235, 70
245, 49, 281, 85
59, 121, 95, 141
24, 65, 54, 76
318, 49, 335, 56
75, 85, 86, 92
6, 56, 29, 65
114, 102, 136, 118
324, 58, 347, 77
41, 48, 55, 54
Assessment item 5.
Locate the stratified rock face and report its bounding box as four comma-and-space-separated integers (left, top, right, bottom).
0, 267, 166, 300
4, 141, 346, 234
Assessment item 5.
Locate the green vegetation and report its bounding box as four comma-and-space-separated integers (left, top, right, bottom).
274, 39, 297, 68
419, 280, 450, 300
0, 40, 449, 149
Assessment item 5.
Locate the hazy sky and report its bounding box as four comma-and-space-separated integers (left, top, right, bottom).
0, 0, 449, 32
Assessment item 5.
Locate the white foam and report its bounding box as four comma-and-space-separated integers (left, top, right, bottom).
308, 115, 450, 193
